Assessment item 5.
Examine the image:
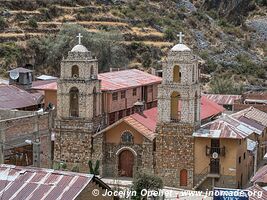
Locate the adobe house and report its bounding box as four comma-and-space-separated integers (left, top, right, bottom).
193, 114, 261, 190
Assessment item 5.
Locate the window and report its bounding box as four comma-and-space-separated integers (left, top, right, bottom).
133, 88, 137, 96
112, 92, 118, 101
69, 87, 79, 117
71, 65, 79, 78
239, 156, 241, 164
243, 152, 246, 160
121, 91, 126, 99
173, 65, 181, 83
180, 169, 188, 186
121, 131, 133, 143
148, 86, 153, 93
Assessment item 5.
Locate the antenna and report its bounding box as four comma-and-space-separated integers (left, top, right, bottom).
9, 71, 19, 80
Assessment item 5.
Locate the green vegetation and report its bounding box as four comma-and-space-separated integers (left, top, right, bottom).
28, 18, 38, 29
210, 76, 244, 94
0, 42, 22, 75
88, 160, 100, 175
0, 16, 7, 30
27, 24, 128, 74
131, 172, 163, 200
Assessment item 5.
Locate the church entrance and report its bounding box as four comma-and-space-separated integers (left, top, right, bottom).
118, 150, 134, 177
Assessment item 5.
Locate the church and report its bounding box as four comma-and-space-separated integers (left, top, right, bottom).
54, 32, 200, 189
54, 33, 262, 190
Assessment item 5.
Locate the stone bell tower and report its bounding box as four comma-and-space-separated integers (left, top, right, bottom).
155, 33, 201, 189
54, 33, 103, 170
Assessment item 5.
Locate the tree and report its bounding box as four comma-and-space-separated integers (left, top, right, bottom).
88, 160, 100, 175
28, 18, 38, 29
0, 16, 7, 30
131, 172, 163, 200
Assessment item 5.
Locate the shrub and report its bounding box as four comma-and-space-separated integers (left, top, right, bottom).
28, 18, 38, 29
0, 16, 7, 30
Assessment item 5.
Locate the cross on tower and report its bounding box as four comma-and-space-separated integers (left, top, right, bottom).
177, 32, 185, 44
77, 33, 83, 45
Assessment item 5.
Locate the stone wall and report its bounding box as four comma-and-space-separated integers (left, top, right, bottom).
155, 123, 195, 189
0, 110, 52, 167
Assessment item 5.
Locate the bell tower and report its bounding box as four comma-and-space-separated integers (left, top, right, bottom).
55, 33, 103, 170
155, 32, 201, 188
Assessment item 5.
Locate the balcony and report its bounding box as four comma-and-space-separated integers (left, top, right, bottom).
206, 146, 225, 157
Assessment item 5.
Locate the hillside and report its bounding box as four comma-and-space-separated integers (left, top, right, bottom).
0, 0, 266, 93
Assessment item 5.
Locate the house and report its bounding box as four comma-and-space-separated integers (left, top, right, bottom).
232, 107, 267, 165
0, 84, 43, 111
204, 94, 241, 111
233, 91, 267, 112
8, 67, 33, 90
193, 114, 263, 190
0, 164, 114, 200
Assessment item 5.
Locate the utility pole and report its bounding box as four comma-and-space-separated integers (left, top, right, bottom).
33, 114, 41, 167
0, 128, 4, 164
253, 141, 258, 175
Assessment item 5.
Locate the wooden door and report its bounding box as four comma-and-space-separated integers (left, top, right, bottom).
180, 169, 188, 186
118, 150, 134, 177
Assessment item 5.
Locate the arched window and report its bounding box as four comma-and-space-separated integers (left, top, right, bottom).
194, 92, 198, 122
93, 87, 97, 117
173, 65, 181, 83
171, 91, 181, 122
180, 169, 188, 186
69, 87, 79, 117
121, 131, 133, 143
192, 66, 195, 83
90, 65, 94, 77
71, 65, 79, 78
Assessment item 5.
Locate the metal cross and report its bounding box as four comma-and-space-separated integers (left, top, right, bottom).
177, 32, 185, 44
108, 150, 113, 158
77, 33, 83, 45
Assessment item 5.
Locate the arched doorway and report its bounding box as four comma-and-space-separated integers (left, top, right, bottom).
180, 169, 188, 186
118, 150, 134, 177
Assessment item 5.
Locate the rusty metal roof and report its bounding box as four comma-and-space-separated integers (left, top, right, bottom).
32, 82, 57, 91
193, 114, 261, 139
251, 165, 267, 184
231, 106, 267, 127
204, 94, 241, 105
0, 84, 42, 109
248, 184, 267, 200
98, 69, 162, 91
0, 164, 93, 200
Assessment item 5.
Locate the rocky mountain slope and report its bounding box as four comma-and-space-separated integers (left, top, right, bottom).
0, 0, 266, 93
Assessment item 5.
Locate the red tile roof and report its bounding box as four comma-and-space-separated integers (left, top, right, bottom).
0, 164, 100, 200
0, 84, 42, 109
96, 96, 224, 140
204, 94, 241, 105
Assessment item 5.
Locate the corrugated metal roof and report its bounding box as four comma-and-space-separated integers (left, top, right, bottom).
193, 114, 260, 139
251, 165, 267, 184
36, 75, 58, 81
0, 84, 42, 109
8, 67, 32, 73
98, 69, 162, 91
248, 185, 267, 200
32, 82, 57, 91
0, 164, 93, 200
231, 106, 267, 127
204, 94, 241, 105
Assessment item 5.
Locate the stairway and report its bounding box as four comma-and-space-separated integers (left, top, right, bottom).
193, 174, 208, 190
